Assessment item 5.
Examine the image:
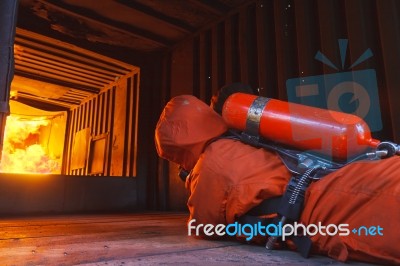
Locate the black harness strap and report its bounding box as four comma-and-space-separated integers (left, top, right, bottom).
246, 196, 282, 216
239, 196, 312, 258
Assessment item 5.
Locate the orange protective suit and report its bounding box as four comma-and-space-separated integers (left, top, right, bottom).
155, 95, 400, 265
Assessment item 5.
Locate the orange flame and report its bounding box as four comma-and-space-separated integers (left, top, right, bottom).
0, 115, 60, 174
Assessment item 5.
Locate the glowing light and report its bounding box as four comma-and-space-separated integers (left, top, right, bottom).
0, 115, 60, 174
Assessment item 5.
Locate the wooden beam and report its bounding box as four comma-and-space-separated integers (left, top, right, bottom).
16, 56, 112, 85
39, 0, 173, 47
186, 0, 230, 16
14, 70, 100, 94
16, 51, 115, 81
116, 0, 196, 33
15, 36, 131, 76
15, 63, 105, 89
15, 92, 76, 109
16, 28, 137, 72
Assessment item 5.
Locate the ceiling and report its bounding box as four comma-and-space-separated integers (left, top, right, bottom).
13, 28, 138, 110
18, 0, 250, 52
12, 0, 250, 110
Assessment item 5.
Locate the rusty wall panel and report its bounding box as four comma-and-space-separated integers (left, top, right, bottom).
110, 80, 127, 176
166, 38, 195, 209
65, 108, 76, 174
66, 69, 139, 176
257, 0, 278, 98
376, 0, 400, 140
231, 14, 241, 83
170, 39, 194, 96
123, 77, 134, 176
238, 7, 249, 84
164, 0, 400, 209
294, 0, 321, 79
224, 18, 233, 84
203, 31, 213, 103
274, 0, 298, 99
211, 26, 220, 93
168, 0, 400, 140
132, 74, 140, 176
123, 74, 140, 177
197, 34, 206, 100
105, 88, 114, 176
245, 4, 259, 90
96, 93, 104, 136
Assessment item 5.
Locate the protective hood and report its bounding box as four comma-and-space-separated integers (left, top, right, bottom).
155, 95, 228, 170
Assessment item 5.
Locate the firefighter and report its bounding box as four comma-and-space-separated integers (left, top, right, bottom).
155, 86, 400, 265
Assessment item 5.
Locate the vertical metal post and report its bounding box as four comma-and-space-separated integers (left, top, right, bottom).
0, 0, 19, 160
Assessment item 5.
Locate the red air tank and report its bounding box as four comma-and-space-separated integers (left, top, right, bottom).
222, 93, 380, 160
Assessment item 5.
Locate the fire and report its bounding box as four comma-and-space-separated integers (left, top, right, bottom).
0, 115, 60, 174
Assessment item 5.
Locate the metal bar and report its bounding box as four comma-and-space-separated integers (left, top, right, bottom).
238, 7, 248, 84
186, 0, 228, 16
224, 18, 233, 84
0, 0, 18, 160
116, 0, 195, 33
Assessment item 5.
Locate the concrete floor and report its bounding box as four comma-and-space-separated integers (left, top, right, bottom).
0, 213, 377, 265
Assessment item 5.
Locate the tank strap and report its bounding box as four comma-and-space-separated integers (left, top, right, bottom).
245, 96, 270, 136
